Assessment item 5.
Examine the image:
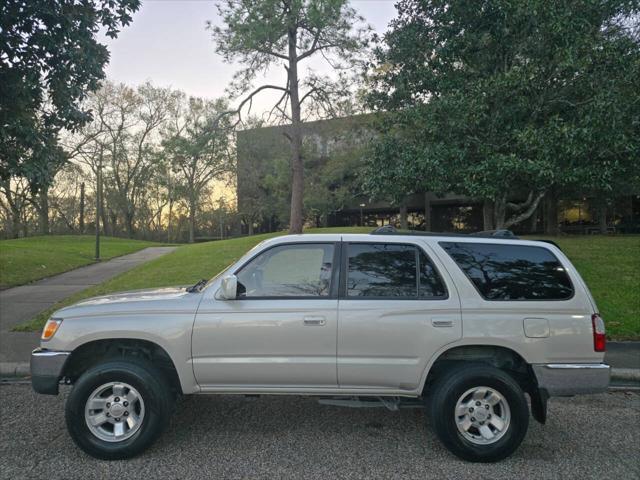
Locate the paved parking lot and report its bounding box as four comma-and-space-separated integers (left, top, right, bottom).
0, 384, 638, 480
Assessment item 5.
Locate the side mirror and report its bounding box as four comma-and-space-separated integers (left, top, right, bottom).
217, 274, 238, 300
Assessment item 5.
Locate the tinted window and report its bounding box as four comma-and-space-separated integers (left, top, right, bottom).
419, 250, 447, 298
347, 243, 446, 298
237, 243, 334, 297
440, 242, 573, 300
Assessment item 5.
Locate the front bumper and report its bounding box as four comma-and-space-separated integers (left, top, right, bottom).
30, 348, 70, 395
532, 363, 610, 396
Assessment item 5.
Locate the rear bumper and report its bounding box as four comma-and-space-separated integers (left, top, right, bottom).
532, 363, 610, 396
30, 348, 70, 395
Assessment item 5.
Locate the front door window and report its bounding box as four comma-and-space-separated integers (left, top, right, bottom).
236, 243, 335, 298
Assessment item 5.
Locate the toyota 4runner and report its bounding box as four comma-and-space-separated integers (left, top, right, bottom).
31, 229, 610, 462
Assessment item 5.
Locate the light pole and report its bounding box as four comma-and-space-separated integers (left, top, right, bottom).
218, 198, 225, 240
359, 203, 366, 226
95, 147, 103, 260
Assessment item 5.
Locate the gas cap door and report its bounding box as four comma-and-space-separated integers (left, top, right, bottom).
523, 317, 550, 338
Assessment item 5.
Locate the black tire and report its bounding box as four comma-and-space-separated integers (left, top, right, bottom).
65, 358, 174, 460
426, 364, 529, 463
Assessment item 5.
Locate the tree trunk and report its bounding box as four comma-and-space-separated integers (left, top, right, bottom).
79, 182, 85, 234
167, 197, 173, 243
424, 193, 432, 231
544, 189, 559, 235
503, 191, 545, 229
38, 187, 49, 235
11, 210, 21, 238
493, 196, 506, 229
103, 208, 111, 236
124, 210, 134, 238
247, 217, 254, 235
482, 199, 495, 230
528, 205, 538, 233
2, 179, 23, 238
598, 203, 608, 234
399, 203, 408, 230
288, 28, 304, 234
188, 196, 196, 243
9, 200, 21, 239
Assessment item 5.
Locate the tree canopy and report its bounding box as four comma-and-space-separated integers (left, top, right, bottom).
163, 95, 233, 242
364, 0, 640, 229
0, 0, 140, 194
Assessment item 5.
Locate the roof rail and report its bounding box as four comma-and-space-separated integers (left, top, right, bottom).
534, 239, 563, 250
370, 226, 519, 239
371, 225, 397, 234
470, 229, 518, 239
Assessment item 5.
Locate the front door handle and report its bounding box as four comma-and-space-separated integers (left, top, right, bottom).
303, 316, 326, 326
431, 318, 453, 327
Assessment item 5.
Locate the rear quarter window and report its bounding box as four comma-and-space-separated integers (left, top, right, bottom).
439, 242, 574, 301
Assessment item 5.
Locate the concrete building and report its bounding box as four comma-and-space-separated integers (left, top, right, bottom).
236, 115, 639, 235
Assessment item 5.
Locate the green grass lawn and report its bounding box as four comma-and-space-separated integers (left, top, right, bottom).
14, 229, 639, 339
0, 235, 158, 289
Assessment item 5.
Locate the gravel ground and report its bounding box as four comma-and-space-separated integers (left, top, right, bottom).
0, 385, 638, 480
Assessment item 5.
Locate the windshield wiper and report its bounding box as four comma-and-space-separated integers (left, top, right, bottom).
186, 279, 207, 293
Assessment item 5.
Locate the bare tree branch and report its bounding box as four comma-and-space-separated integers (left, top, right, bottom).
504, 191, 546, 228
214, 84, 290, 129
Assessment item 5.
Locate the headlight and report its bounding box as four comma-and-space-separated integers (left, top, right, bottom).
42, 318, 63, 341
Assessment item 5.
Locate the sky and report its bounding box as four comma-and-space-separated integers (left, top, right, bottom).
101, 0, 398, 116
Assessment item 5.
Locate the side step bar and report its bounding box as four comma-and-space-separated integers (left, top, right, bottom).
317, 396, 424, 411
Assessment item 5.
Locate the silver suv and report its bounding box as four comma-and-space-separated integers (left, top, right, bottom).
31, 230, 610, 462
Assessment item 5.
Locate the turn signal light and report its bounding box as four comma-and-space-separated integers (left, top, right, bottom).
42, 318, 62, 341
592, 314, 606, 352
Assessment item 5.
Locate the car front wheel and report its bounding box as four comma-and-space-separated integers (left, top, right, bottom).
65, 358, 173, 460
427, 364, 529, 462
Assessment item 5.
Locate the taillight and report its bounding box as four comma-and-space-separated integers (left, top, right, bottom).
592, 314, 606, 352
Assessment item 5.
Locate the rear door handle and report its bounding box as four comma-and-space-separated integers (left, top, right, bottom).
303, 316, 326, 326
431, 318, 453, 327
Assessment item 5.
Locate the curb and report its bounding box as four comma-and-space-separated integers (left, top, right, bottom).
611, 368, 640, 382
0, 362, 30, 377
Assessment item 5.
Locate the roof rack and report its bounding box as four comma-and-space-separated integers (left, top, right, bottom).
370, 226, 519, 239
534, 239, 562, 250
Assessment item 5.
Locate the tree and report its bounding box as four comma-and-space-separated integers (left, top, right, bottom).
571, 23, 640, 232
0, 176, 31, 238
303, 116, 372, 226
0, 0, 140, 233
210, 0, 369, 233
163, 95, 233, 243
92, 82, 172, 238
364, 0, 640, 230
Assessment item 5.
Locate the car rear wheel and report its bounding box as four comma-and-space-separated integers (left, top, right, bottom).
427, 364, 529, 462
65, 358, 173, 460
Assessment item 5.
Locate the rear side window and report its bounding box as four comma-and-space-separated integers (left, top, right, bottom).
346, 243, 447, 299
440, 242, 573, 301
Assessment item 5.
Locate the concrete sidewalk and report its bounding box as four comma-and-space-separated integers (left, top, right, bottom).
0, 246, 177, 367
